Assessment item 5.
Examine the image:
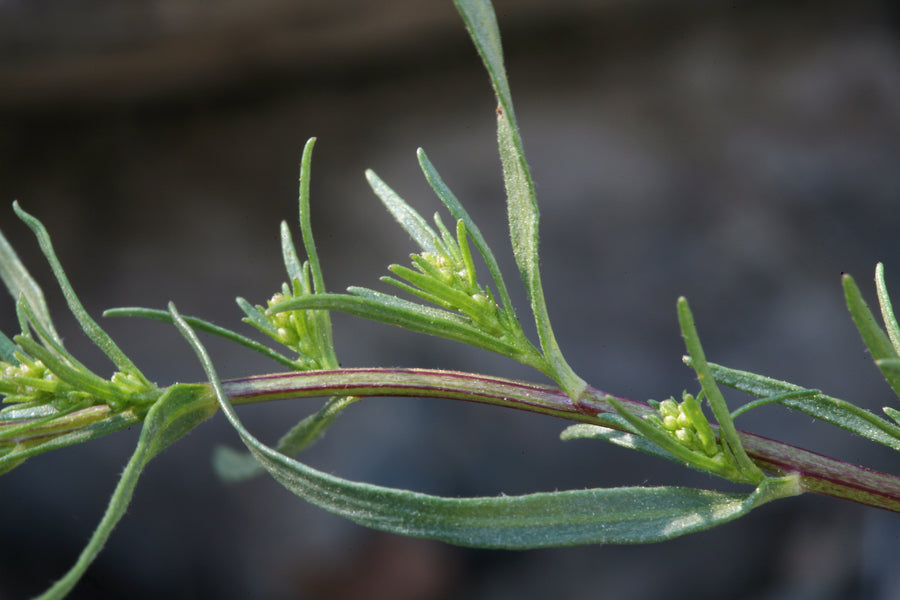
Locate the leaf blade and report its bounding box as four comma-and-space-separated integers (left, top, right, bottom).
175, 303, 798, 547
365, 170, 437, 253
0, 220, 61, 344
704, 360, 900, 451
453, 0, 585, 400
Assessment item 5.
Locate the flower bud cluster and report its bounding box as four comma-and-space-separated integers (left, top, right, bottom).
0, 356, 99, 412
648, 392, 720, 458
1, 357, 60, 405
386, 218, 514, 339
263, 286, 324, 369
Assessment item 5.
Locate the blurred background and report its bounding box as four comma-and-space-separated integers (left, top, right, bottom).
1, 0, 899, 598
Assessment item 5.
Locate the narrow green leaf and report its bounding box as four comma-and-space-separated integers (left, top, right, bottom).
280, 221, 304, 289
844, 273, 900, 398
0, 329, 19, 363
15, 336, 122, 404
729, 389, 821, 420
381, 275, 455, 312
417, 148, 515, 316
298, 138, 326, 294
884, 406, 900, 427
17, 298, 96, 375
365, 170, 438, 253
678, 298, 764, 483
33, 382, 216, 599
388, 264, 484, 314
844, 273, 897, 361
876, 263, 900, 356
237, 296, 277, 335
0, 222, 61, 345
844, 273, 899, 360
875, 358, 900, 404
295, 137, 340, 369
704, 360, 900, 451
453, 0, 512, 116
104, 306, 298, 369
13, 203, 151, 387
453, 0, 584, 401
175, 306, 799, 547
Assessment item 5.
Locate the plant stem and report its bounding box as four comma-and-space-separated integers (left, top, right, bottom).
223, 368, 900, 513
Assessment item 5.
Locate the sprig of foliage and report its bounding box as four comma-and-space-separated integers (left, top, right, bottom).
1, 0, 899, 597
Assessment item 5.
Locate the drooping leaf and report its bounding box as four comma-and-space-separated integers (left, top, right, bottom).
213, 394, 358, 483
172, 305, 800, 547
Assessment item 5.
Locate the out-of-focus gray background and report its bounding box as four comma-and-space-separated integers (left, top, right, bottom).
1, 0, 899, 598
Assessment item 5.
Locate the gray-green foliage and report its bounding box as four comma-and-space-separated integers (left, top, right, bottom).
1, 0, 899, 598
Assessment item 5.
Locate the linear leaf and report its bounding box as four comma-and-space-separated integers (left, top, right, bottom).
417, 149, 515, 316
876, 263, 900, 355
365, 170, 437, 253
704, 360, 900, 452
104, 306, 298, 369
453, 0, 585, 400
0, 329, 19, 363
0, 221, 61, 344
678, 298, 764, 483
843, 273, 900, 399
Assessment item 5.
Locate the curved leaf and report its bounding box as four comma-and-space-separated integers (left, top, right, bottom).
173, 307, 800, 548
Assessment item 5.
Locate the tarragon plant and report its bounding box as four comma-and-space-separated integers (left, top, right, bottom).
2, 1, 899, 597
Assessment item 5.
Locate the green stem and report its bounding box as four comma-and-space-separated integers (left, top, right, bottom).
222, 368, 900, 513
